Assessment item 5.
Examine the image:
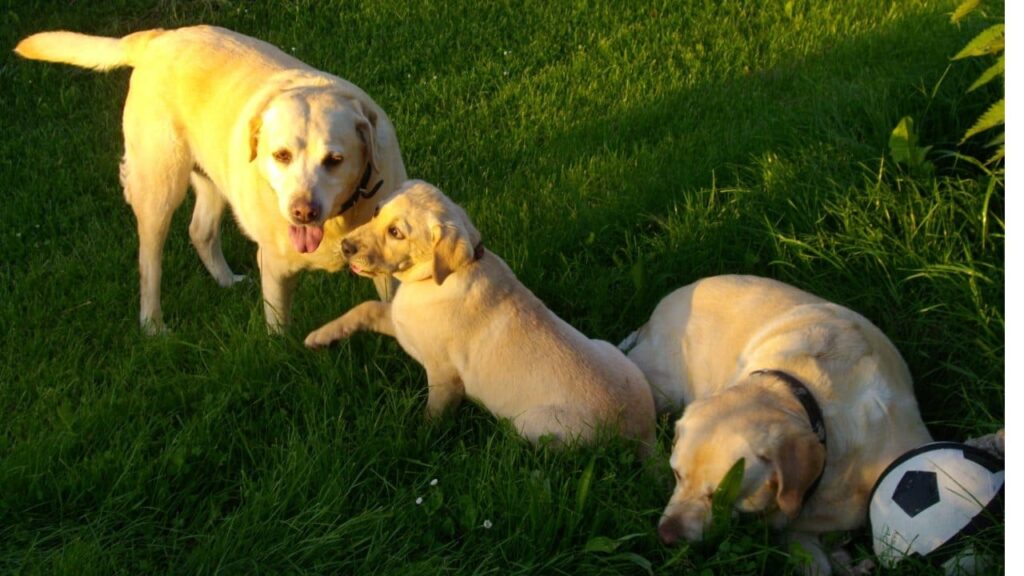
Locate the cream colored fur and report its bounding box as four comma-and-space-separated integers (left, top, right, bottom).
15, 26, 407, 332
306, 180, 656, 449
625, 275, 931, 575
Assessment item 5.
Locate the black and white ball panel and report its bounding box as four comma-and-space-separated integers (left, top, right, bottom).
869, 442, 1004, 567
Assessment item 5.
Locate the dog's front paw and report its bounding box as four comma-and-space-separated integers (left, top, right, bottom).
304, 325, 350, 349
226, 273, 248, 287
141, 318, 169, 336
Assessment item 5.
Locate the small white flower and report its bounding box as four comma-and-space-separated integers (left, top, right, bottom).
482, 520, 492, 529
430, 478, 438, 486
415, 496, 423, 505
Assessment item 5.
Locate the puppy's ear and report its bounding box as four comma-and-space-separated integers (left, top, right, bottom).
430, 221, 474, 286
248, 113, 262, 162
771, 432, 826, 519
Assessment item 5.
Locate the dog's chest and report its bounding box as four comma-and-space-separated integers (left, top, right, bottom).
391, 289, 464, 368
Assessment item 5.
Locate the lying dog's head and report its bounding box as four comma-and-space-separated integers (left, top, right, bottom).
249, 87, 380, 254
340, 180, 481, 285
658, 381, 825, 545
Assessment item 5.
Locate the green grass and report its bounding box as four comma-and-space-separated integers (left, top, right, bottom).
0, 0, 1004, 574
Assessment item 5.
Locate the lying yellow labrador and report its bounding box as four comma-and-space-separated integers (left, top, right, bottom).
306, 180, 656, 449
622, 275, 931, 575
15, 25, 407, 333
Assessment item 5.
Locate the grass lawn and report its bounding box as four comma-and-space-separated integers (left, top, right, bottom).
0, 0, 1004, 574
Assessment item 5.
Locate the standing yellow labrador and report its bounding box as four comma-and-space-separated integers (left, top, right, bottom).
622, 275, 931, 574
15, 25, 406, 332
305, 180, 656, 449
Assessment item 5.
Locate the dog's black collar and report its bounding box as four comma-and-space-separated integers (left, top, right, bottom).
339, 162, 382, 215
473, 242, 485, 261
750, 369, 827, 504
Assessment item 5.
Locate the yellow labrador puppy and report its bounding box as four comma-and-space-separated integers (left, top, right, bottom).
306, 180, 656, 449
622, 275, 931, 574
15, 26, 406, 333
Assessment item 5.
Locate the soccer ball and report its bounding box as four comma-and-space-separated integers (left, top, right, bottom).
869, 442, 1004, 573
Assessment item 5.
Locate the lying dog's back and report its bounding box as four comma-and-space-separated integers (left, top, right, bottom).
626, 275, 828, 411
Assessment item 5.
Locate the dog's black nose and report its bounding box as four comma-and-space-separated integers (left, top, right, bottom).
291, 199, 320, 224
341, 239, 357, 258
658, 517, 682, 546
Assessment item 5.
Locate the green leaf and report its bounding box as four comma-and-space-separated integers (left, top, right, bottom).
987, 145, 1004, 165
969, 54, 1004, 92
584, 536, 620, 554
951, 0, 981, 23
575, 456, 596, 515
710, 457, 745, 528
961, 98, 1004, 143
889, 116, 932, 171
952, 24, 1004, 60
889, 116, 915, 165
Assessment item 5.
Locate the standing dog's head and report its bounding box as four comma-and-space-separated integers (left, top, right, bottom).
657, 381, 826, 545
249, 86, 381, 254
340, 180, 481, 285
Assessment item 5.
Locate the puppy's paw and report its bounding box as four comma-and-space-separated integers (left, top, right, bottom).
304, 325, 351, 349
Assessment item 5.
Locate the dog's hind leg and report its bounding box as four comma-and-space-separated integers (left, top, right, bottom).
514, 406, 585, 447
189, 171, 245, 287
121, 102, 190, 334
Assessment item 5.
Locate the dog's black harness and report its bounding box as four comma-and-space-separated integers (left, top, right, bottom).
750, 369, 827, 505
339, 162, 383, 215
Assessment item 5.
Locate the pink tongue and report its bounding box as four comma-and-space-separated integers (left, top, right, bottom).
289, 225, 324, 253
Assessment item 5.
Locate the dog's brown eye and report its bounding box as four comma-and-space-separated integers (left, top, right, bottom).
387, 225, 405, 240
323, 153, 344, 168
273, 150, 292, 164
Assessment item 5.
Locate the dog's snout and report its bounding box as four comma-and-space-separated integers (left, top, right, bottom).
341, 238, 358, 258
658, 516, 683, 546
291, 199, 320, 224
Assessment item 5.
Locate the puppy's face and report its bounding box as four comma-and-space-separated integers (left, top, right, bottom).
251, 88, 376, 254
657, 386, 825, 545
341, 180, 481, 285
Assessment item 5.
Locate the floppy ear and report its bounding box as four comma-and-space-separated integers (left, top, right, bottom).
430, 220, 475, 286
771, 432, 826, 519
353, 100, 380, 175
248, 113, 262, 162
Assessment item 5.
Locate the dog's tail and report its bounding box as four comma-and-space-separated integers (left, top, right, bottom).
14, 29, 163, 71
